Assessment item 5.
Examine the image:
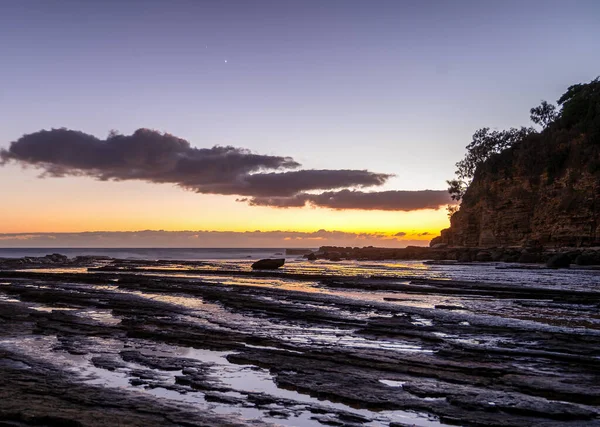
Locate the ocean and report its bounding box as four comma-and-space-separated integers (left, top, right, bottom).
0, 247, 309, 261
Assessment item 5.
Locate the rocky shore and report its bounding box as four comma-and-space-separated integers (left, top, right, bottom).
437, 78, 600, 249
0, 253, 110, 269
0, 255, 599, 426
306, 245, 600, 268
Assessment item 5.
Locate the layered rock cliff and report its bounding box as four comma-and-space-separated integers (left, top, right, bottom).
434, 79, 600, 248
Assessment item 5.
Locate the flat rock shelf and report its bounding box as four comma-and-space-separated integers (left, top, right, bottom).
0, 257, 599, 426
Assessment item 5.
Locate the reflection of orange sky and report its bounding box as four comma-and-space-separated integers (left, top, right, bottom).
1, 166, 449, 239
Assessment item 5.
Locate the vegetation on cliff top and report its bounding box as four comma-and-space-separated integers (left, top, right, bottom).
447, 77, 600, 208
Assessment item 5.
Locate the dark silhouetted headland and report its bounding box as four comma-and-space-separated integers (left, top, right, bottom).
434, 77, 600, 248
314, 79, 600, 267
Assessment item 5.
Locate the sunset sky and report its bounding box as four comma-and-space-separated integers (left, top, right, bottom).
1, 1, 599, 247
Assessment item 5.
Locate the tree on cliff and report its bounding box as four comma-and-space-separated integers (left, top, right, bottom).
530, 101, 558, 129
439, 77, 600, 247
447, 126, 536, 202
447, 77, 600, 206
557, 77, 600, 141
446, 179, 466, 202
447, 76, 600, 207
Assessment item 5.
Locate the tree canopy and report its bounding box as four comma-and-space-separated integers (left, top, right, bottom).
447, 127, 536, 202
530, 101, 558, 128
447, 77, 599, 207
557, 77, 600, 139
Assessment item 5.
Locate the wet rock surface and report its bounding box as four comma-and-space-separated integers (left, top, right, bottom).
0, 257, 599, 426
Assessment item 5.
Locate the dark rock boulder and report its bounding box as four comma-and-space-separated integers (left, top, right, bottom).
490, 249, 505, 261
500, 249, 521, 263
518, 252, 541, 264
305, 253, 317, 261
546, 253, 571, 269
430, 243, 448, 249
457, 252, 472, 263
326, 251, 342, 261
575, 251, 600, 266
429, 251, 447, 261
565, 250, 582, 263
46, 253, 69, 263
251, 258, 285, 270
475, 251, 493, 262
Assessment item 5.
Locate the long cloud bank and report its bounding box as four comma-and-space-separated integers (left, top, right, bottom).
244, 189, 451, 210
1, 128, 450, 210
0, 230, 434, 248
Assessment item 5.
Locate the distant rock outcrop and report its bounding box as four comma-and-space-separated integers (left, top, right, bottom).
309, 245, 600, 267
251, 258, 285, 270
285, 248, 314, 255
433, 79, 600, 248
0, 253, 111, 270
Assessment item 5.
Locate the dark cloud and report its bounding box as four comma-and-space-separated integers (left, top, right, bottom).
247, 189, 452, 211
1, 128, 390, 197
240, 169, 391, 197
198, 169, 391, 197
1, 128, 449, 211
244, 194, 311, 208
394, 232, 407, 237
0, 128, 299, 184
238, 195, 310, 208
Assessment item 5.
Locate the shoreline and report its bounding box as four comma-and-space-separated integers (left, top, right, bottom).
309, 245, 600, 267
0, 257, 599, 425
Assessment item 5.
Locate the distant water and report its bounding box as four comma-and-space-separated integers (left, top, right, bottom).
0, 248, 309, 261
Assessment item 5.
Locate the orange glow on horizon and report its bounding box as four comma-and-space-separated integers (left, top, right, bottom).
1, 165, 450, 239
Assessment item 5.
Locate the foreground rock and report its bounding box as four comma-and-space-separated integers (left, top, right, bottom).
251, 258, 285, 269
0, 260, 599, 426
0, 350, 254, 427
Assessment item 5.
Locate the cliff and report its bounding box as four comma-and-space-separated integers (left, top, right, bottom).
434, 79, 600, 248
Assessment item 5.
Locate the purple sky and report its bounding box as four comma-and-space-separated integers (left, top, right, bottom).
2, 0, 599, 182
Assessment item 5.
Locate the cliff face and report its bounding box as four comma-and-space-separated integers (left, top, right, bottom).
439, 162, 600, 247
435, 80, 600, 248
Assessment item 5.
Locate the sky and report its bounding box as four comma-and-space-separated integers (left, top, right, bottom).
1, 0, 599, 247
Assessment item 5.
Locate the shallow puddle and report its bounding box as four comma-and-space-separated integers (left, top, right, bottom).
0, 335, 447, 427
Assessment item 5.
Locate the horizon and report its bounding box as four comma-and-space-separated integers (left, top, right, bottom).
2, 1, 599, 246
0, 229, 429, 248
